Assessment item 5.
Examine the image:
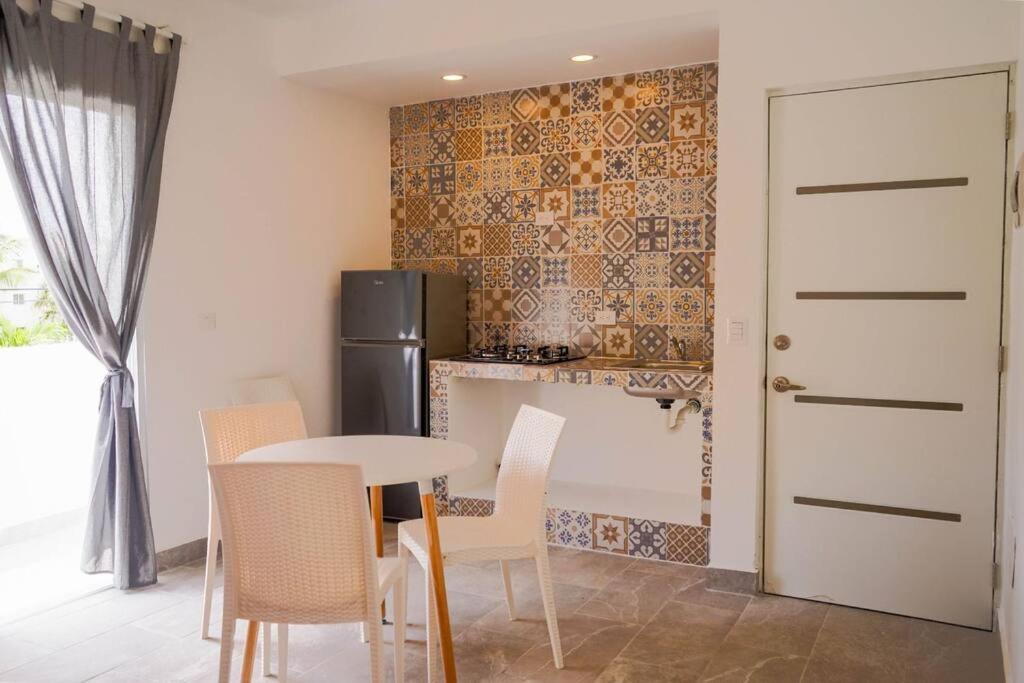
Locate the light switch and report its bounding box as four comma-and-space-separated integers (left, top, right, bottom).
727, 318, 746, 345
594, 309, 615, 325
536, 210, 555, 226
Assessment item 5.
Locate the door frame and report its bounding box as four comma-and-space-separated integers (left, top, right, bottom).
759, 63, 1015, 627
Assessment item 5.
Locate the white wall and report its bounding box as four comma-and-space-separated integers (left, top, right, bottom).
88, 0, 390, 551
1001, 7, 1024, 679
268, 0, 718, 78
446, 379, 705, 525
712, 0, 1019, 576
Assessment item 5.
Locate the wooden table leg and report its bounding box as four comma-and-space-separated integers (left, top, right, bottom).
369, 486, 386, 619
370, 486, 385, 557
241, 620, 260, 683
420, 490, 457, 682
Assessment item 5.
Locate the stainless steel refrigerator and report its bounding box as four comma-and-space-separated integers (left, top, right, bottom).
339, 270, 467, 520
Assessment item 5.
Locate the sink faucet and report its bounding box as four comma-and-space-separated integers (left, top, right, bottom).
669, 336, 686, 360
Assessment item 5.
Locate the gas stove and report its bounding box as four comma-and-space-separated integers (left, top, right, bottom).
450, 345, 584, 365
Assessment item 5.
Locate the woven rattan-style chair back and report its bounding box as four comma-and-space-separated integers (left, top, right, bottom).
199, 401, 307, 465
209, 462, 380, 625
493, 404, 566, 528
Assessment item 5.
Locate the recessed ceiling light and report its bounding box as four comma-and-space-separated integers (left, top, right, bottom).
570, 54, 595, 63
441, 73, 465, 81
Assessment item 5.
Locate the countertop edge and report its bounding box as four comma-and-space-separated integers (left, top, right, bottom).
429, 357, 713, 391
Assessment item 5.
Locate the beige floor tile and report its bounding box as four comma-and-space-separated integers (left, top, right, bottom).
451, 624, 536, 680
672, 581, 752, 614
505, 615, 641, 682
801, 606, 910, 682
725, 594, 828, 656
0, 634, 55, 674
472, 582, 599, 643
598, 659, 700, 683
6, 586, 186, 650
699, 640, 807, 682
86, 635, 237, 682
542, 549, 636, 590
619, 601, 739, 673
1, 625, 173, 682
596, 656, 699, 682
577, 567, 702, 624
905, 618, 1004, 682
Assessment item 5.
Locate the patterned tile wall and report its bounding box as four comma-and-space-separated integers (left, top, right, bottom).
390, 62, 718, 360
451, 496, 710, 566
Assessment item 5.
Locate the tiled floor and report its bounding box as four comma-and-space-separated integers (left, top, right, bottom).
0, 519, 110, 625
0, 525, 1004, 682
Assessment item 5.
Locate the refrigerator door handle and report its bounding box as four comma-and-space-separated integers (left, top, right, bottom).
340, 339, 427, 347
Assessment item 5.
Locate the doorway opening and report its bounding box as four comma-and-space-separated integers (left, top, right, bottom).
0, 157, 109, 625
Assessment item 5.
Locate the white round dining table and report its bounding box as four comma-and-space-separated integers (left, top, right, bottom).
239, 434, 477, 683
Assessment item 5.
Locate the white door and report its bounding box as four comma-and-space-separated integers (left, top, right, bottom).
764, 71, 1008, 628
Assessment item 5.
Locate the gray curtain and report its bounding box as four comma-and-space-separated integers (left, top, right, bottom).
0, 0, 180, 588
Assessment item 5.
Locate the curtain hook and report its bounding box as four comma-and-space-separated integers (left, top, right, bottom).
119, 15, 133, 42
81, 3, 96, 28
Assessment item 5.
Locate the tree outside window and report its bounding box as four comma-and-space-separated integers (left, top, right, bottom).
0, 233, 71, 347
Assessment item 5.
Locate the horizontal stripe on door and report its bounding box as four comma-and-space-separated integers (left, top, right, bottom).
795, 291, 966, 300
793, 496, 961, 522
794, 395, 963, 411
795, 177, 968, 195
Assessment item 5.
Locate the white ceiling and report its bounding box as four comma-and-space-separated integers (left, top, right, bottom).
228, 0, 340, 18
285, 13, 718, 105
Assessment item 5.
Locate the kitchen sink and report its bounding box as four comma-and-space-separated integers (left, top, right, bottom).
612, 359, 713, 372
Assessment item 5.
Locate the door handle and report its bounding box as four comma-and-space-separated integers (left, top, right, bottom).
772, 376, 807, 393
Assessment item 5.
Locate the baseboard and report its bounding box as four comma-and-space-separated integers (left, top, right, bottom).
705, 567, 759, 595
156, 537, 208, 571
997, 606, 1013, 683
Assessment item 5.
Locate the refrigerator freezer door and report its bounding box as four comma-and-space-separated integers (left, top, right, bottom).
340, 343, 424, 436
340, 342, 426, 520
340, 270, 424, 341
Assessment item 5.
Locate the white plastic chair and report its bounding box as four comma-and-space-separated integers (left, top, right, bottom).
229, 375, 299, 406
209, 462, 407, 683
227, 375, 302, 676
198, 402, 307, 679
398, 404, 566, 679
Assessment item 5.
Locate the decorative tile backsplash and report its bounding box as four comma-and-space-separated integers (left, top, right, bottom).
390, 62, 718, 360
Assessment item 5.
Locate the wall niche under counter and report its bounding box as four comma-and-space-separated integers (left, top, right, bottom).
429, 359, 712, 566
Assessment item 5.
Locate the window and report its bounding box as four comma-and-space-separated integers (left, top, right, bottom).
12, 292, 24, 305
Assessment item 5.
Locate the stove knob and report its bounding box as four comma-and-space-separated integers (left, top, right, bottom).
556, 345, 570, 358
537, 345, 551, 358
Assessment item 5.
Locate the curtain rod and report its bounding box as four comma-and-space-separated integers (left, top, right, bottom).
49, 0, 178, 41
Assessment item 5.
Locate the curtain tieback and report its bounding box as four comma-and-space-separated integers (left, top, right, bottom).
106, 368, 136, 409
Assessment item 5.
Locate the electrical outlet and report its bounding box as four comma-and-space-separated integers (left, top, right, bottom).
727, 318, 746, 345
199, 312, 217, 331
594, 309, 616, 325
536, 210, 555, 226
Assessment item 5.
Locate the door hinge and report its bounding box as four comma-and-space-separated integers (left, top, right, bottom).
994, 562, 1000, 587
1007, 112, 1014, 140
998, 345, 1008, 374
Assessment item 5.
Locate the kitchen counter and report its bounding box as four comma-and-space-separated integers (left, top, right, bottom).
427, 356, 715, 567
430, 356, 712, 392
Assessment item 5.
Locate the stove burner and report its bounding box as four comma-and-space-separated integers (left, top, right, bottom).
450, 344, 583, 365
